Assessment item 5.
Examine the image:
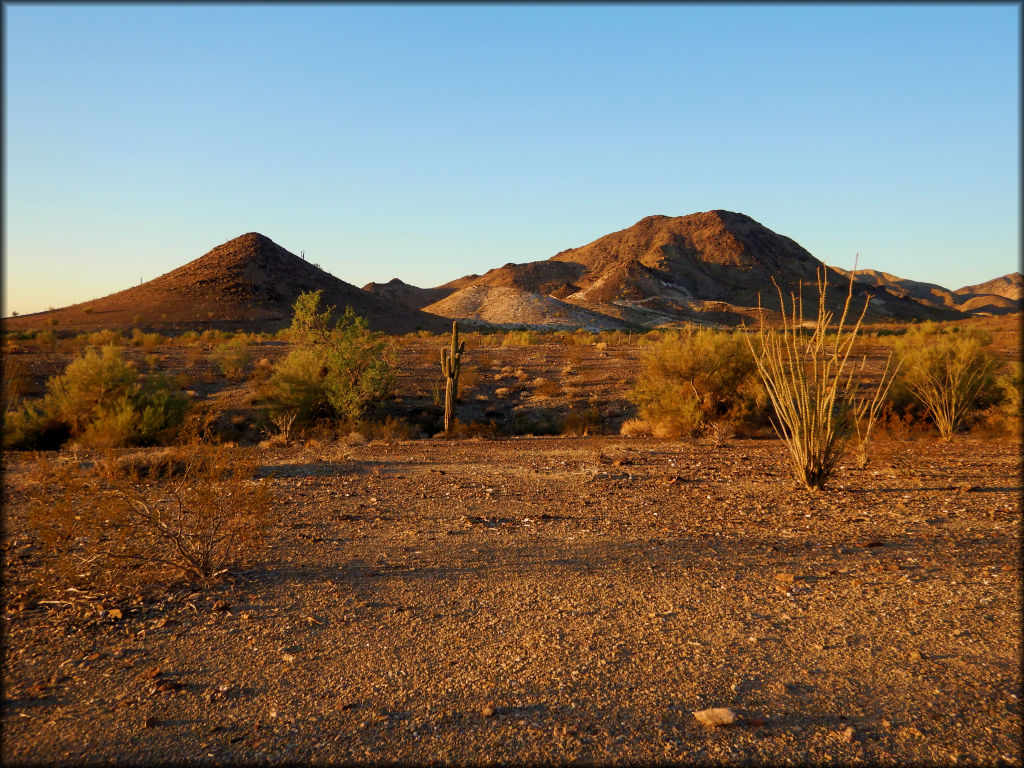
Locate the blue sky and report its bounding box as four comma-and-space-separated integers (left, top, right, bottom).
4, 3, 1019, 315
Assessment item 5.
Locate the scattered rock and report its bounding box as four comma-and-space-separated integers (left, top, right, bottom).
482, 703, 496, 717
774, 573, 796, 583
144, 716, 159, 729
693, 707, 736, 727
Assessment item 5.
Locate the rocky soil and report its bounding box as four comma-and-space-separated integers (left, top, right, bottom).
3, 434, 1020, 765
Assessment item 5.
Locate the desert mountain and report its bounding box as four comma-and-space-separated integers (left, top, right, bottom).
835, 268, 1022, 317
5, 233, 449, 334
380, 211, 967, 329
956, 273, 1023, 302
360, 278, 453, 311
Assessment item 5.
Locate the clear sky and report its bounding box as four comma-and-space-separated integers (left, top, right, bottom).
3, 3, 1019, 315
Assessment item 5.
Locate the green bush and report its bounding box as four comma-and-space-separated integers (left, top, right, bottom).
3, 346, 189, 449
47, 345, 137, 434
267, 291, 394, 424
210, 336, 251, 378
629, 328, 768, 438
891, 327, 1000, 440
88, 329, 123, 346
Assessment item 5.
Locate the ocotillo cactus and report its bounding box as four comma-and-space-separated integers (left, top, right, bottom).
440, 320, 465, 432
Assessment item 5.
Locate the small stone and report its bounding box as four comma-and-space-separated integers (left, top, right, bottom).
144, 716, 159, 728
881, 718, 892, 729
282, 653, 296, 664
107, 608, 123, 620
841, 726, 855, 742
774, 573, 796, 583
212, 600, 230, 612
482, 703, 496, 717
909, 650, 924, 661
693, 707, 736, 727
85, 652, 102, 662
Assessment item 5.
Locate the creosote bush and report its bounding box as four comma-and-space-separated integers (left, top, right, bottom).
748, 271, 897, 491
628, 328, 768, 438
3, 345, 189, 450
26, 443, 276, 591
891, 326, 1000, 441
211, 335, 252, 379
266, 291, 395, 425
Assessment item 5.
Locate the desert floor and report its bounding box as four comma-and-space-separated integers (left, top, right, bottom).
3, 432, 1021, 765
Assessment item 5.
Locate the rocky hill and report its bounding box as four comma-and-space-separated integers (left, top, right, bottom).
835, 268, 1022, 317
382, 211, 968, 328
4, 233, 449, 334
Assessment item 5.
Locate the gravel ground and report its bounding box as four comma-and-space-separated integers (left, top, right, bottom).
3, 435, 1021, 765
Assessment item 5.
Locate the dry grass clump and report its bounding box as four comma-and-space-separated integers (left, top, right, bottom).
748, 271, 897, 490
619, 417, 654, 437
25, 443, 276, 592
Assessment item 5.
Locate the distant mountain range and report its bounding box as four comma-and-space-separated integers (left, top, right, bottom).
366, 210, 1020, 329
4, 213, 1019, 333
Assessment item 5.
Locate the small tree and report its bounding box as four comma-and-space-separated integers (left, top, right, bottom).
270, 291, 394, 423
747, 270, 897, 491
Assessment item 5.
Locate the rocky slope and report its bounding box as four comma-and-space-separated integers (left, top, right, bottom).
380, 211, 969, 328
835, 268, 1022, 317
5, 234, 449, 335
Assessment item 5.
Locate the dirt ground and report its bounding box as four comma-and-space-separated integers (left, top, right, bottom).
3, 431, 1021, 765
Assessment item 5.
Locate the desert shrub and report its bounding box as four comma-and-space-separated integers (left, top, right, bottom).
210, 336, 251, 379
267, 291, 395, 424
25, 444, 276, 591
177, 330, 200, 345
137, 331, 165, 350
89, 329, 122, 346
361, 415, 416, 441
891, 327, 1000, 440
266, 347, 332, 423
2, 356, 30, 411
475, 352, 497, 371
748, 272, 897, 490
629, 328, 768, 438
3, 346, 189, 450
33, 330, 57, 347
250, 357, 275, 384
562, 406, 604, 436
504, 410, 562, 435
46, 346, 138, 434
2, 401, 70, 450
534, 378, 563, 397
501, 330, 537, 347
994, 361, 1023, 428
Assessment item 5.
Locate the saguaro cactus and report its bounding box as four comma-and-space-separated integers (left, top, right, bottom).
440, 320, 465, 432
